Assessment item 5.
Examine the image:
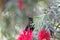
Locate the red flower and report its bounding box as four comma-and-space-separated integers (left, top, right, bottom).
38, 29, 50, 40
18, 0, 24, 10
17, 30, 33, 40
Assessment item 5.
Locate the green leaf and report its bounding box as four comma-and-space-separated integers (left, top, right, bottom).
34, 16, 40, 19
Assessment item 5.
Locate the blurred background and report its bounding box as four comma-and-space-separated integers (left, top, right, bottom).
0, 0, 60, 40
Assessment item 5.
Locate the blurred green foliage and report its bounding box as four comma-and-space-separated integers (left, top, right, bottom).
0, 0, 60, 40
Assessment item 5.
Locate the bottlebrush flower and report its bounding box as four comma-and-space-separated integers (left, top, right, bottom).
18, 0, 24, 10
17, 30, 33, 40
38, 29, 50, 40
